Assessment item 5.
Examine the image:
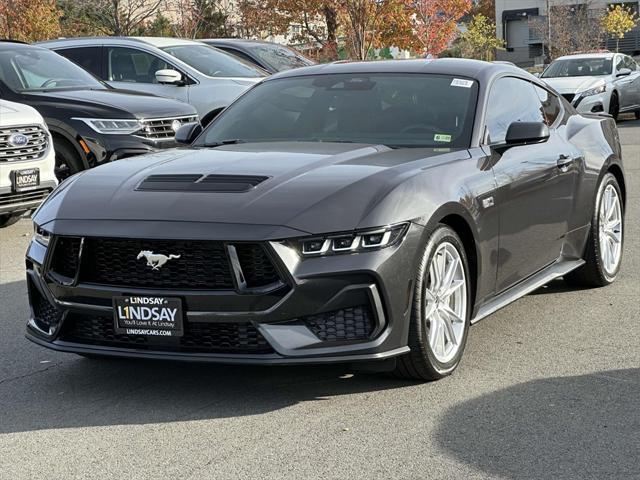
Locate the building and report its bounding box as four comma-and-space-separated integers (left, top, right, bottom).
495, 0, 640, 66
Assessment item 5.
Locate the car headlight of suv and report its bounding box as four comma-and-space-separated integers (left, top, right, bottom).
579, 85, 606, 98
73, 117, 142, 135
33, 224, 51, 247
294, 223, 409, 257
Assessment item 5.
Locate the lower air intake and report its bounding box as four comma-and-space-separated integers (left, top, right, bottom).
304, 305, 375, 342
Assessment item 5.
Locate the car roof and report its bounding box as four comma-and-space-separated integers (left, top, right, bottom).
37, 36, 203, 49
203, 39, 286, 48
266, 58, 528, 83
0, 41, 48, 51
555, 53, 616, 60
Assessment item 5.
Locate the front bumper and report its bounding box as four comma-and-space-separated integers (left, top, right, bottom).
571, 92, 609, 114
25, 223, 424, 364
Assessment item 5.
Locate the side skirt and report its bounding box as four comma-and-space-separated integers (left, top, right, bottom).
471, 258, 585, 325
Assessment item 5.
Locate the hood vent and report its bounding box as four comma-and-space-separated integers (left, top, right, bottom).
137, 174, 269, 192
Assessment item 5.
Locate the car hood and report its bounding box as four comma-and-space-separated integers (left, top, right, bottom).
542, 76, 606, 94
0, 100, 44, 125
23, 88, 197, 119
35, 142, 469, 237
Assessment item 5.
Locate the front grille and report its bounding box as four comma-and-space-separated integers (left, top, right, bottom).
50, 237, 82, 279
0, 125, 49, 162
80, 238, 235, 290
135, 116, 199, 141
59, 314, 274, 354
304, 305, 375, 342
235, 244, 281, 288
0, 188, 51, 208
561, 93, 575, 104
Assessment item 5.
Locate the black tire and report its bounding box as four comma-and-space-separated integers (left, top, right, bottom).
635, 110, 640, 120
394, 225, 472, 381
565, 173, 624, 287
54, 139, 84, 181
608, 92, 619, 121
0, 213, 23, 228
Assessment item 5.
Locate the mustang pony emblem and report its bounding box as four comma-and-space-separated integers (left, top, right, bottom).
137, 250, 181, 270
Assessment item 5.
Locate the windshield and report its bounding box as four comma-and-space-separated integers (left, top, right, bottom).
250, 44, 315, 72
542, 58, 613, 78
196, 73, 478, 149
0, 48, 104, 92
162, 45, 265, 78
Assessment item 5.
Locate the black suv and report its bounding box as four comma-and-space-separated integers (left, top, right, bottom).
0, 42, 198, 180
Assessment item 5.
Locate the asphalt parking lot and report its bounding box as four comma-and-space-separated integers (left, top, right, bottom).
0, 117, 638, 480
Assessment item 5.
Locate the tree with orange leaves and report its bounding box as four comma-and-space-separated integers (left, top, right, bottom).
410, 0, 471, 57
0, 0, 62, 42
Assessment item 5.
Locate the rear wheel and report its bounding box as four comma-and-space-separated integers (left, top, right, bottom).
608, 92, 619, 121
394, 225, 471, 381
635, 110, 640, 120
565, 173, 624, 287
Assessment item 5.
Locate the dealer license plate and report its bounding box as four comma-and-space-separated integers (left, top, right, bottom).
113, 296, 183, 337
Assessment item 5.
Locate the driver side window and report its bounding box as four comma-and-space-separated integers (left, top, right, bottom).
107, 47, 171, 83
485, 77, 545, 144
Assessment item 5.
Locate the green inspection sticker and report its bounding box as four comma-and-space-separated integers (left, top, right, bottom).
434, 134, 452, 143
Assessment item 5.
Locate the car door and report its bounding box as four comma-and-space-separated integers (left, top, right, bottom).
613, 54, 636, 109
486, 77, 579, 292
104, 46, 190, 104
622, 55, 640, 108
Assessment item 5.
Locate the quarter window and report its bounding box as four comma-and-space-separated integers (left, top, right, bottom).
107, 47, 171, 83
485, 77, 545, 144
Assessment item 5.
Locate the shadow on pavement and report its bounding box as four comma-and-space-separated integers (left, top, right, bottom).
436, 368, 639, 480
0, 284, 415, 434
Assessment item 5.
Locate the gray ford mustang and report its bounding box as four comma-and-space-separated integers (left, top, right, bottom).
26, 59, 626, 380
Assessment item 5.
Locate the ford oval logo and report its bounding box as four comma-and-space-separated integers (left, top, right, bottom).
8, 133, 29, 147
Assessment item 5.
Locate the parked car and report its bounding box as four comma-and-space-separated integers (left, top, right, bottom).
541, 52, 640, 120
40, 37, 266, 125
0, 42, 198, 181
201, 39, 316, 74
0, 99, 57, 228
26, 60, 625, 381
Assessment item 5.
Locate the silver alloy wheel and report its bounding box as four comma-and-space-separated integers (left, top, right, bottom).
425, 242, 467, 363
598, 184, 623, 276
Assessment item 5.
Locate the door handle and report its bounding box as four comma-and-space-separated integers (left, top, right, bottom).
557, 154, 574, 171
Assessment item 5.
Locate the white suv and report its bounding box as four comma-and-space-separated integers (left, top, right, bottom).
541, 52, 640, 120
0, 100, 57, 228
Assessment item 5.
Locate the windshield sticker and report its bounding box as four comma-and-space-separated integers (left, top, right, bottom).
434, 134, 452, 143
451, 78, 474, 88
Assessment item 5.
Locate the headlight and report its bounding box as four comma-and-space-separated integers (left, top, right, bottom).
295, 223, 409, 257
73, 117, 142, 135
580, 85, 606, 98
33, 224, 51, 247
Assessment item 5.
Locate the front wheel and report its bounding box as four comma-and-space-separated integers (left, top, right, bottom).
565, 173, 624, 287
608, 93, 619, 121
394, 225, 471, 381
0, 213, 23, 228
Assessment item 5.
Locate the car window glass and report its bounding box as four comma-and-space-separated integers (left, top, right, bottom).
161, 45, 265, 78
251, 45, 315, 72
0, 47, 104, 91
220, 48, 258, 66
541, 57, 612, 77
197, 73, 479, 148
58, 47, 102, 78
615, 56, 624, 72
624, 56, 637, 71
534, 86, 562, 126
107, 47, 171, 83
485, 77, 545, 144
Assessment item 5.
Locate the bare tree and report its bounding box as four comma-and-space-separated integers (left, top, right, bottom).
530, 1, 605, 61
73, 0, 164, 36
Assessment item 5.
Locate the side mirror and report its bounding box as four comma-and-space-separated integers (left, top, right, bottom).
502, 122, 550, 148
155, 69, 183, 85
616, 68, 632, 77
175, 122, 202, 145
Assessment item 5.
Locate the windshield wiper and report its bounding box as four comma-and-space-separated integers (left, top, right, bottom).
199, 139, 247, 148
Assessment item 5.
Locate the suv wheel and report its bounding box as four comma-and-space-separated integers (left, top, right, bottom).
54, 139, 84, 181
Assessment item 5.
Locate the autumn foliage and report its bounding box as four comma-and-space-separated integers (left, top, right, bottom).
0, 0, 62, 42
